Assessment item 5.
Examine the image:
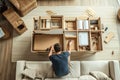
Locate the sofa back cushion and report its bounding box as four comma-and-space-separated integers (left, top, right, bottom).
67, 61, 80, 78
25, 61, 80, 78
80, 61, 109, 76
57, 61, 80, 78
45, 78, 79, 80
25, 61, 53, 78
52, 61, 80, 78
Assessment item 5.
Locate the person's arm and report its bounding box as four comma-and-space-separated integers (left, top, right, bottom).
67, 40, 72, 65
67, 40, 72, 54
48, 46, 54, 57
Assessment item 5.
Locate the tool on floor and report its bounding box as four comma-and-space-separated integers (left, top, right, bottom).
112, 51, 114, 55
104, 32, 114, 43
105, 27, 108, 31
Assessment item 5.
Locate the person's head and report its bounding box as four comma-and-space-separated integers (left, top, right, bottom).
54, 43, 61, 53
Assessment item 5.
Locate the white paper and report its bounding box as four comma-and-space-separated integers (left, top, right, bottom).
0, 28, 5, 38
77, 20, 83, 29
83, 20, 89, 29
78, 32, 89, 46
46, 19, 51, 28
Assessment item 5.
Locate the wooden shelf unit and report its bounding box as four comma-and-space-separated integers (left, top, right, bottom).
31, 16, 103, 53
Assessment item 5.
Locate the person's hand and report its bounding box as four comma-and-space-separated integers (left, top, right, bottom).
48, 45, 54, 57
50, 45, 54, 51
68, 40, 72, 46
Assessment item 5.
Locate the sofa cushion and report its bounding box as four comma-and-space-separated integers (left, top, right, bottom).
67, 61, 80, 77
22, 79, 30, 80
89, 71, 112, 80
25, 61, 53, 78
79, 75, 96, 80
21, 68, 36, 79
45, 78, 79, 80
53, 61, 80, 78
80, 61, 110, 76
45, 78, 66, 80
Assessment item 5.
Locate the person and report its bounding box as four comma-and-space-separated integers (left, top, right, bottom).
48, 40, 72, 77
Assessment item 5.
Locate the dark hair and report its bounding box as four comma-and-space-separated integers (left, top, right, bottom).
54, 43, 61, 52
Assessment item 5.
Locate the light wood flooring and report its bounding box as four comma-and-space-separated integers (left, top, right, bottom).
0, 0, 120, 80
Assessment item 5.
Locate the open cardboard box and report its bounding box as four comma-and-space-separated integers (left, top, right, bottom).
32, 34, 63, 52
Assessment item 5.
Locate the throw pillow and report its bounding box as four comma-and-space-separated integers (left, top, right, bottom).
35, 71, 46, 80
22, 68, 46, 80
45, 78, 67, 80
22, 79, 30, 80
79, 75, 97, 80
21, 68, 37, 79
89, 71, 112, 80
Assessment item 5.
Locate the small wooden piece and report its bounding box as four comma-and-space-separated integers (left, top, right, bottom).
33, 17, 39, 30
86, 8, 96, 17
46, 10, 57, 16
112, 51, 114, 55
104, 32, 114, 43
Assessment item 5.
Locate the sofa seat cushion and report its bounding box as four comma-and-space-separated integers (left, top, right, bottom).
25, 61, 53, 78
80, 61, 109, 76
67, 61, 80, 77
45, 78, 79, 80
79, 75, 96, 80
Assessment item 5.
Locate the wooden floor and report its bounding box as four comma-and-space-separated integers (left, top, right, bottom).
0, 0, 119, 80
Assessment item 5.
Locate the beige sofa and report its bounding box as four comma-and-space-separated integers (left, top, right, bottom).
16, 60, 120, 80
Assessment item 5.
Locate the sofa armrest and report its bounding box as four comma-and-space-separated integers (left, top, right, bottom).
9, 0, 20, 9
109, 60, 120, 80
16, 61, 26, 80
